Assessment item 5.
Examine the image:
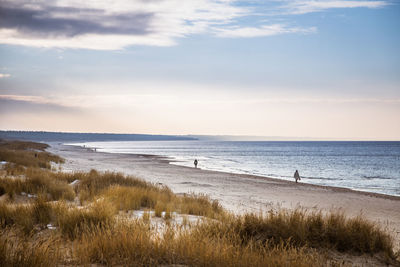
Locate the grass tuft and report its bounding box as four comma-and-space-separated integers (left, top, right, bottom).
55, 200, 116, 239
0, 228, 60, 267
0, 168, 75, 201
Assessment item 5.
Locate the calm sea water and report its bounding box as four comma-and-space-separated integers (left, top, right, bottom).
68, 141, 400, 196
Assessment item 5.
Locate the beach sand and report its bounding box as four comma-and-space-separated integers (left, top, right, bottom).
49, 143, 400, 248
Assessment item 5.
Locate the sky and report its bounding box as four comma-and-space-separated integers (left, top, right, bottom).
0, 0, 399, 140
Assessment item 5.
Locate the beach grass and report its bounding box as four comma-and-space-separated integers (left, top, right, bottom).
54, 200, 116, 239
0, 140, 63, 171
0, 169, 75, 201
73, 219, 325, 267
0, 140, 398, 266
196, 209, 395, 258
0, 228, 61, 267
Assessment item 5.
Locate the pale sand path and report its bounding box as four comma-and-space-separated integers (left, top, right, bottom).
49, 143, 400, 248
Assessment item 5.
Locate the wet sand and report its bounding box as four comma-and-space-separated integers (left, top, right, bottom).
48, 143, 400, 248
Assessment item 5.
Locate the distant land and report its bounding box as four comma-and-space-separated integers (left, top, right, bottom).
0, 131, 196, 142
187, 135, 331, 141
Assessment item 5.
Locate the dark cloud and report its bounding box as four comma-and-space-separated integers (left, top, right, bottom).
0, 2, 153, 38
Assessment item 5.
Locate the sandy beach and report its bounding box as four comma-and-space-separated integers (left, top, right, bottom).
49, 143, 400, 248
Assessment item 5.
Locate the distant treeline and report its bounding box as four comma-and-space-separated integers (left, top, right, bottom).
0, 131, 197, 142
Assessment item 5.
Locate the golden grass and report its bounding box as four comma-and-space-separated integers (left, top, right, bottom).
0, 202, 36, 234
0, 168, 75, 201
54, 200, 116, 239
142, 209, 151, 223
0, 140, 63, 171
0, 228, 60, 267
196, 209, 395, 258
73, 219, 325, 266
0, 197, 52, 234
102, 185, 223, 218
180, 193, 224, 218
0, 140, 49, 151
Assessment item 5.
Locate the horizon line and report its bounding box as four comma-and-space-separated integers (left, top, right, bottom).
0, 130, 399, 142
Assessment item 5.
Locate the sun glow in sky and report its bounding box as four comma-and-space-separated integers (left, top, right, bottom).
0, 0, 399, 140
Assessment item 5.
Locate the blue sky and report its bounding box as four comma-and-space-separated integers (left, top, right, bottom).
0, 0, 399, 139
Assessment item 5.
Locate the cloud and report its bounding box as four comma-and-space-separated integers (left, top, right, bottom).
0, 95, 80, 114
0, 0, 247, 49
2, 94, 399, 110
0, 5, 151, 37
215, 24, 316, 38
283, 0, 388, 15
0, 94, 54, 104
0, 73, 11, 78
0, 0, 389, 49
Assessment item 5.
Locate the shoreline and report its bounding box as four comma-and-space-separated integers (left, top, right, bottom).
49, 142, 400, 247
65, 143, 400, 201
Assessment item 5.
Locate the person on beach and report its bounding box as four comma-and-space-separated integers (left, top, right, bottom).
294, 170, 301, 183
194, 159, 198, 168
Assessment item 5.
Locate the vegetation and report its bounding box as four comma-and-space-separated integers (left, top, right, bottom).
0, 140, 398, 266
0, 139, 63, 171
196, 210, 395, 257
0, 228, 60, 267
0, 168, 75, 201
73, 220, 325, 266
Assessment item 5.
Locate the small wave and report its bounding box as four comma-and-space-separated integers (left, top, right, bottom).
301, 176, 343, 181
362, 175, 392, 180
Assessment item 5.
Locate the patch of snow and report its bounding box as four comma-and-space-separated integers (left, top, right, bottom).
69, 179, 80, 186
0, 161, 7, 165
47, 224, 56, 230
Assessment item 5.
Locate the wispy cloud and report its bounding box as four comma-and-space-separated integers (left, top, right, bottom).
282, 0, 389, 15
0, 95, 80, 114
0, 94, 54, 104
0, 0, 389, 49
2, 94, 399, 109
0, 73, 11, 78
215, 24, 316, 38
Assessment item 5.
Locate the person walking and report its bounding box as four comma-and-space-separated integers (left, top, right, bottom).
294, 170, 301, 183
194, 159, 198, 168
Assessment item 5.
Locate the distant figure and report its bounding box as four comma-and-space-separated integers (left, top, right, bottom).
194, 159, 198, 168
294, 170, 301, 183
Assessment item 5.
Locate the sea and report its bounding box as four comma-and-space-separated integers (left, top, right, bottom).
68, 141, 400, 197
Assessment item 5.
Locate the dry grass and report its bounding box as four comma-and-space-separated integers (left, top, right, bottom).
0, 199, 115, 239
103, 185, 223, 218
0, 197, 52, 234
196, 209, 395, 258
0, 202, 36, 234
65, 169, 153, 202
0, 168, 75, 201
0, 140, 49, 151
0, 228, 60, 267
74, 219, 325, 267
54, 200, 116, 239
180, 193, 224, 218
0, 140, 63, 171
